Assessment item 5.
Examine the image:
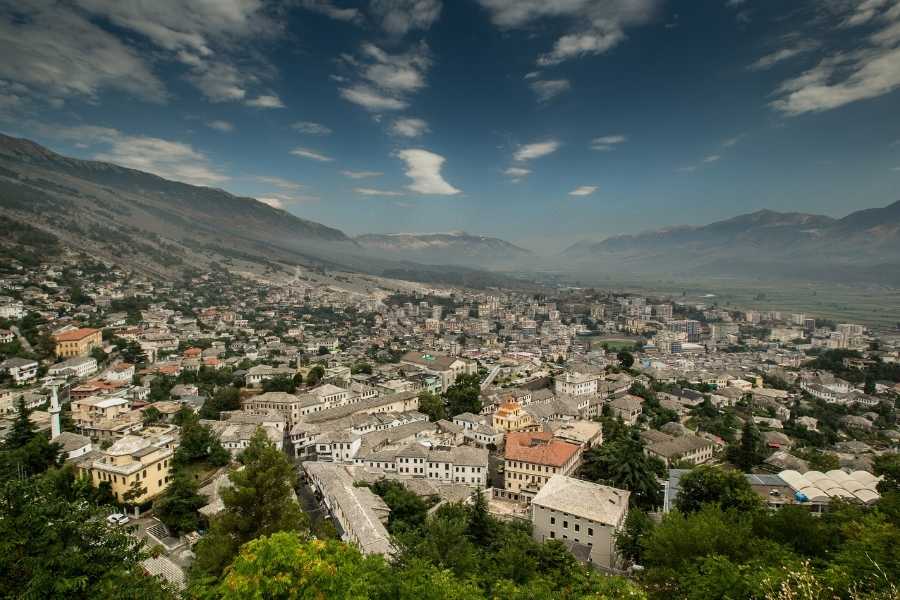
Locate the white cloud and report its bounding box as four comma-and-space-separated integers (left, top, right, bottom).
676, 165, 697, 173
703, 154, 721, 163
72, 0, 282, 104
396, 148, 460, 195
339, 86, 408, 111
301, 0, 364, 24
748, 40, 819, 71
254, 176, 303, 191
339, 86, 409, 111
207, 120, 234, 132
46, 124, 229, 187
524, 71, 540, 79
591, 134, 627, 151
246, 94, 285, 108
514, 140, 560, 161
503, 166, 531, 182
538, 29, 626, 66
569, 185, 598, 196
342, 170, 383, 179
530, 79, 571, 102
772, 47, 900, 115
369, 0, 443, 35
504, 167, 531, 177
290, 146, 333, 162
891, 166, 900, 171
390, 117, 430, 137
770, 4, 900, 116
354, 187, 404, 196
256, 192, 320, 209
0, 2, 166, 103
292, 121, 333, 135
338, 42, 431, 112
722, 135, 742, 147
477, 0, 662, 66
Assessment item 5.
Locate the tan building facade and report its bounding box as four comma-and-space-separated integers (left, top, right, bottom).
54, 327, 102, 358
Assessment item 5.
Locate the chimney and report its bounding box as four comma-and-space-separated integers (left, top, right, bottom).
49, 385, 61, 440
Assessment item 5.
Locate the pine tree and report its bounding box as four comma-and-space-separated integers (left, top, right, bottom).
5, 398, 35, 450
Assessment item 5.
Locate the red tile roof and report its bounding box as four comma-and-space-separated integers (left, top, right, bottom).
504, 431, 580, 467
54, 327, 100, 342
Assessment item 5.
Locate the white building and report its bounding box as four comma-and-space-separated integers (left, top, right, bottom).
0, 357, 38, 384
48, 356, 98, 379
531, 475, 630, 570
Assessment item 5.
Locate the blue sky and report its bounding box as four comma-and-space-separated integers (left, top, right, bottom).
1, 0, 900, 253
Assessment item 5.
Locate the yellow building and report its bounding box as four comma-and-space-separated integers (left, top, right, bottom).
81, 430, 176, 505
54, 327, 102, 358
492, 399, 535, 433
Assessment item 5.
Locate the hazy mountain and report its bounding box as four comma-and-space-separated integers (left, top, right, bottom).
355, 231, 532, 267
561, 203, 900, 284
0, 135, 532, 289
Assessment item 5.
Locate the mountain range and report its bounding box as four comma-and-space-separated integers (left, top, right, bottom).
0, 134, 527, 288
561, 203, 900, 284
355, 231, 532, 267
1, 133, 899, 286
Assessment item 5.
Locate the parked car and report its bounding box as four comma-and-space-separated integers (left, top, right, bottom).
106, 513, 130, 526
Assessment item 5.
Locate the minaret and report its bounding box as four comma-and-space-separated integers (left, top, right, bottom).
49, 385, 61, 440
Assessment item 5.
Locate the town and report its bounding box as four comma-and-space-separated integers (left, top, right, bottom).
1, 246, 898, 598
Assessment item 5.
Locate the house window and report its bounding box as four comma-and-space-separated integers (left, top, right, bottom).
574, 524, 580, 532
563, 520, 568, 529
588, 527, 593, 536
550, 517, 555, 525
550, 531, 555, 539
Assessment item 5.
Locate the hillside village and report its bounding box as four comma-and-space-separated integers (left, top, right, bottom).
1, 245, 898, 596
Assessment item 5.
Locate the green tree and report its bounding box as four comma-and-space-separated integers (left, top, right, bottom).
262, 376, 296, 393
444, 373, 481, 416
417, 390, 446, 422
351, 362, 373, 375
727, 419, 766, 471
192, 429, 308, 577
142, 406, 163, 425
173, 408, 229, 467
617, 351, 635, 369
675, 465, 762, 514
122, 478, 147, 506
199, 385, 241, 419
4, 397, 36, 450
616, 508, 655, 565
873, 453, 900, 495
0, 476, 174, 599
218, 533, 388, 599
579, 430, 662, 510
306, 364, 325, 386
153, 468, 206, 535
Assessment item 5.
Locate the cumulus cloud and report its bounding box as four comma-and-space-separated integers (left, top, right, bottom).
354, 187, 404, 196
396, 148, 460, 195
292, 121, 333, 135
369, 0, 443, 35
591, 134, 627, 151
246, 94, 285, 108
513, 140, 560, 161
44, 124, 229, 186
390, 117, 429, 137
476, 0, 662, 66
569, 185, 597, 196
337, 42, 431, 112
530, 79, 571, 102
207, 120, 234, 132
290, 146, 333, 162
342, 170, 383, 179
504, 167, 531, 182
0, 1, 166, 103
